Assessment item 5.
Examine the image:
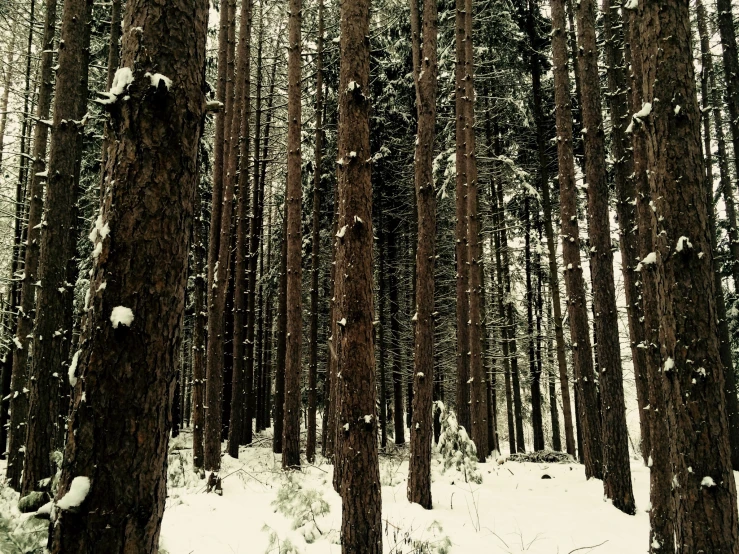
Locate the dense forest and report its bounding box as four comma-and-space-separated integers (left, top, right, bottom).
0, 0, 738, 551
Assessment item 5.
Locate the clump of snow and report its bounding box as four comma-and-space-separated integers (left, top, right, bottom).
635, 252, 657, 271
675, 236, 693, 252
664, 357, 675, 372
12, 336, 23, 350
56, 476, 91, 510
145, 72, 173, 90
336, 225, 347, 238
634, 102, 652, 120
68, 350, 80, 387
701, 476, 716, 488
98, 67, 134, 104
110, 306, 134, 328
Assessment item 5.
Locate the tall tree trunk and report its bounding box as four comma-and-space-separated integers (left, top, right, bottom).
546, 296, 561, 450
11, 0, 57, 495
525, 196, 544, 451
464, 0, 488, 461
454, 0, 470, 432
273, 209, 287, 454
378, 210, 388, 450
639, 0, 739, 549
408, 0, 438, 508
696, 0, 739, 471
203, 0, 234, 477
549, 0, 602, 479
282, 0, 303, 469
334, 0, 382, 546
226, 0, 253, 458
0, 32, 18, 174
388, 220, 405, 445
99, 0, 121, 199
307, 0, 324, 464
575, 0, 634, 511
20, 0, 91, 494
192, 181, 207, 470
4, 0, 36, 488
624, 4, 673, 549
48, 0, 207, 549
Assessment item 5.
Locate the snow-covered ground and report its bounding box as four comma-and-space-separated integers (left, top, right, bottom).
159, 429, 651, 554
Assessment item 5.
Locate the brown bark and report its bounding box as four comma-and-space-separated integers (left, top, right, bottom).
378, 210, 388, 450
47, 0, 207, 549
549, 0, 602, 479
273, 209, 287, 454
20, 0, 91, 494
192, 184, 206, 470
307, 0, 324, 464
575, 0, 634, 512
639, 0, 739, 549
334, 0, 382, 546
454, 0, 470, 432
388, 220, 405, 445
11, 0, 57, 495
408, 0, 438, 508
226, 0, 253, 458
696, 0, 739, 471
282, 0, 303, 469
463, 0, 488, 461
99, 0, 121, 199
623, 5, 673, 549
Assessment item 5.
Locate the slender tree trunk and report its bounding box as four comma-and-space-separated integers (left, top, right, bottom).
334, 0, 382, 545
454, 0, 470, 432
19, 0, 91, 494
0, 33, 17, 174
226, 0, 253, 458
99, 0, 121, 199
408, 0, 438, 508
11, 0, 57, 496
696, 0, 739, 471
463, 0, 488, 461
378, 211, 388, 450
549, 0, 602, 479
47, 0, 207, 548
546, 296, 561, 450
282, 0, 303, 469
192, 182, 206, 470
273, 210, 287, 454
5, 0, 36, 488
575, 0, 634, 511
639, 0, 739, 549
388, 220, 405, 445
307, 0, 324, 464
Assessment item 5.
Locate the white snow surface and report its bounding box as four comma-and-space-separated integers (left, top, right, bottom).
110, 306, 134, 328
56, 476, 91, 510
158, 431, 655, 554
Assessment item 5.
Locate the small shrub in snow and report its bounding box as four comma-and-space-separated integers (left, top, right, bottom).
263, 526, 303, 554
385, 519, 452, 554
436, 401, 482, 484
271, 475, 330, 543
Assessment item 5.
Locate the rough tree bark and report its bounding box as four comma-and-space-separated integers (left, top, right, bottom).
334, 0, 382, 548
47, 0, 207, 549
549, 0, 602, 479
639, 0, 739, 549
408, 0, 438, 508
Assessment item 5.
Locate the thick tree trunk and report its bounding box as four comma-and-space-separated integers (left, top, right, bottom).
334, 0, 382, 548
549, 0, 602, 479
639, 0, 739, 549
20, 0, 91, 495
454, 0, 470, 432
307, 0, 324, 464
13, 0, 57, 496
282, 0, 303, 469
624, 5, 673, 549
408, 0, 438, 508
47, 0, 207, 549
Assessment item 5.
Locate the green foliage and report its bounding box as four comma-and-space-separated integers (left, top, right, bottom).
436, 401, 483, 484
271, 475, 330, 543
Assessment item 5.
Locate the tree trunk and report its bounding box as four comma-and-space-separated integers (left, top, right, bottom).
454, 0, 470, 432
20, 0, 91, 494
47, 0, 207, 549
549, 0, 602, 479
282, 0, 303, 469
624, 5, 673, 548
307, 0, 324, 464
12, 0, 57, 495
226, 0, 253, 458
192, 181, 206, 470
334, 0, 382, 547
273, 209, 287, 454
388, 220, 405, 445
639, 0, 739, 548
378, 210, 388, 450
408, 0, 438, 508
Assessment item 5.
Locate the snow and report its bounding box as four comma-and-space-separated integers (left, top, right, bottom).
110, 306, 134, 328
635, 252, 657, 271
68, 350, 80, 387
634, 102, 652, 120
145, 72, 173, 90
12, 336, 22, 350
675, 236, 692, 252
664, 357, 675, 372
98, 67, 134, 104
701, 476, 716, 487
56, 476, 91, 510
336, 225, 347, 239
157, 431, 658, 554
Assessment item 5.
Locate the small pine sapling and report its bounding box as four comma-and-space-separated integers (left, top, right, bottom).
436, 401, 483, 484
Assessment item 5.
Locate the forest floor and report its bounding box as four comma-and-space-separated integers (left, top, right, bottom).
0, 428, 672, 554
